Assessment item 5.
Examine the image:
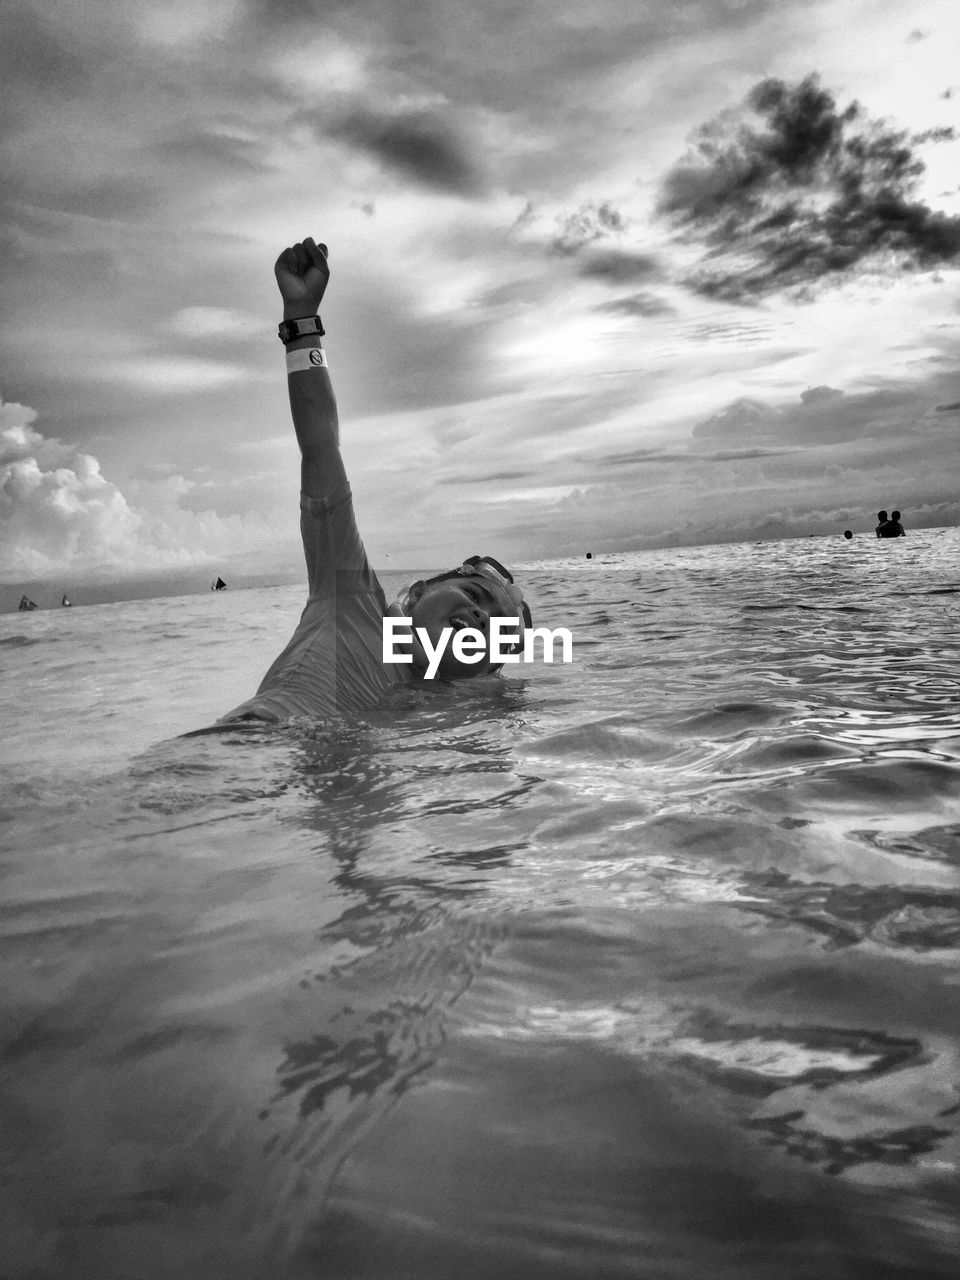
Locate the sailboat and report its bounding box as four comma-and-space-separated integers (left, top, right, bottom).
62, 594, 72, 607
211, 577, 227, 591
18, 595, 38, 611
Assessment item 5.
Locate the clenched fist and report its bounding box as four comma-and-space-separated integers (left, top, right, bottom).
275, 237, 329, 318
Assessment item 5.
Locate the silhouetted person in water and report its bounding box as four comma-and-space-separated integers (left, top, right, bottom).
880, 510, 905, 538
875, 510, 888, 538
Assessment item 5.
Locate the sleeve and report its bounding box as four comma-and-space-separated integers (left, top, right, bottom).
299, 483, 385, 604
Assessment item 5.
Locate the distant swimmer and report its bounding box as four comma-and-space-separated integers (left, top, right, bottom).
843, 530, 853, 539
18, 595, 37, 611
875, 510, 888, 538
880, 509, 906, 538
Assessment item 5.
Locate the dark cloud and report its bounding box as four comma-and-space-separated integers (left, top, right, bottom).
658, 74, 960, 301
704, 447, 794, 461
507, 207, 659, 304
577, 248, 660, 282
0, 7, 91, 112
593, 444, 788, 467
800, 385, 844, 405
592, 447, 688, 466
593, 292, 674, 318
688, 378, 960, 461
911, 127, 957, 144
511, 200, 537, 231
436, 469, 532, 486
327, 109, 481, 195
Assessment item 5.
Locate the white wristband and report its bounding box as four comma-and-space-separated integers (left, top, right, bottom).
285, 347, 328, 374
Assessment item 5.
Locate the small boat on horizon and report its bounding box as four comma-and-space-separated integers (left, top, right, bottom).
211, 577, 227, 591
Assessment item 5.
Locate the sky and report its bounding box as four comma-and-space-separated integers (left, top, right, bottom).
2, 0, 960, 597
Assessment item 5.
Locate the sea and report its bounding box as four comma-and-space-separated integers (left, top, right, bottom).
3, 528, 960, 1280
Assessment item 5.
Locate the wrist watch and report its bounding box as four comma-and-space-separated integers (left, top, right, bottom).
278, 315, 325, 343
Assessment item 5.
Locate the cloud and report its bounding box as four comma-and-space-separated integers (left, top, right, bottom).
691, 397, 782, 442
800, 384, 844, 405
911, 126, 957, 144
577, 248, 661, 283
149, 127, 271, 176
689, 380, 957, 453
1, 401, 142, 578
166, 307, 260, 338
658, 74, 960, 301
327, 108, 482, 195
0, 395, 288, 583
436, 469, 533, 487
576, 446, 684, 468
593, 292, 674, 318
550, 201, 627, 254
138, 0, 243, 49
505, 202, 673, 319
98, 357, 253, 394
0, 6, 91, 112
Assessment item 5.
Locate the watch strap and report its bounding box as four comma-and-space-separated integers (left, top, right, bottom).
278, 315, 325, 343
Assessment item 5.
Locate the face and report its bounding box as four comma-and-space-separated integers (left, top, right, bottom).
409, 575, 516, 678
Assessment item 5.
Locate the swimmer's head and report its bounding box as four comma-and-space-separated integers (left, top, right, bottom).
388, 555, 532, 679
877, 510, 888, 522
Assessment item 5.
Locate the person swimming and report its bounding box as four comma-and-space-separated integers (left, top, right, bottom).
879, 509, 906, 538
215, 237, 531, 727
875, 510, 888, 538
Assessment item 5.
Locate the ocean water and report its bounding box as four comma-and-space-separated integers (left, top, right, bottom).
3, 529, 960, 1279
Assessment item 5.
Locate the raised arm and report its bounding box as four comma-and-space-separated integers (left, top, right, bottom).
275, 238, 346, 498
